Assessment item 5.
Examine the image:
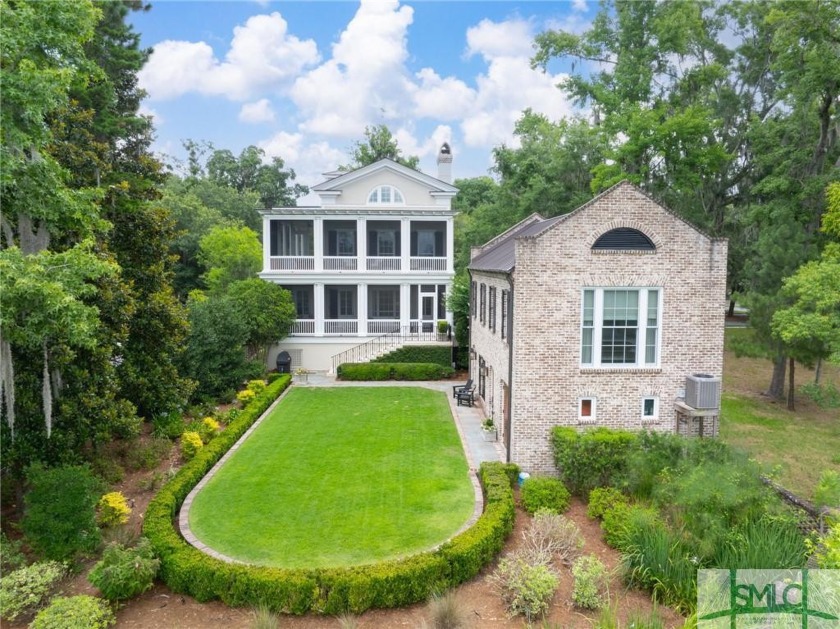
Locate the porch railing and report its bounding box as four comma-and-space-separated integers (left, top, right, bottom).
367, 320, 400, 335
366, 256, 401, 271
270, 256, 314, 270
410, 256, 447, 271
289, 320, 315, 335
330, 324, 451, 373
324, 319, 358, 335
323, 256, 357, 271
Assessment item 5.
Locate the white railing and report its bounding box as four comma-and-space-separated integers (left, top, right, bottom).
270, 256, 314, 270
289, 320, 315, 335
330, 324, 452, 373
366, 256, 401, 271
410, 257, 447, 271
324, 319, 358, 335
323, 256, 357, 271
367, 320, 401, 335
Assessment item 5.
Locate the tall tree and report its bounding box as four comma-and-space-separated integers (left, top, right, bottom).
0, 0, 110, 459
344, 124, 420, 170
206, 145, 307, 210
198, 225, 262, 293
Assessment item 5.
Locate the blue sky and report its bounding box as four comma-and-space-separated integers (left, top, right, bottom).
132, 1, 591, 198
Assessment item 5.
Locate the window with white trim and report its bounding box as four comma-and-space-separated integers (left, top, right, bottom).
489, 287, 497, 333
642, 397, 659, 420
581, 288, 661, 367
579, 397, 596, 422
367, 185, 404, 205
501, 289, 508, 340
480, 283, 486, 325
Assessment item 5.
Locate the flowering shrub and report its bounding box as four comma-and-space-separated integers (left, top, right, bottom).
180, 431, 203, 460
0, 561, 67, 622
246, 379, 267, 395
571, 555, 608, 609
198, 417, 221, 443
97, 492, 131, 527
30, 595, 115, 629
236, 389, 256, 407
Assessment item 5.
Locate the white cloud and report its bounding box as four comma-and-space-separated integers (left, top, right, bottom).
138, 104, 163, 126
291, 0, 415, 137
412, 69, 475, 120
138, 12, 319, 101
259, 131, 345, 194
572, 0, 588, 13
239, 99, 276, 123
466, 18, 535, 60
459, 18, 574, 148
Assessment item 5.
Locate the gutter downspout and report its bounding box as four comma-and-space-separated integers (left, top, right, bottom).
506, 274, 514, 463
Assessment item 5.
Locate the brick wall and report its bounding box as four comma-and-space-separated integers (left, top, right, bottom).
507, 182, 727, 473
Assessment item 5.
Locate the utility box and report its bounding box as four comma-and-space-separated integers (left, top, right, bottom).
685, 374, 720, 409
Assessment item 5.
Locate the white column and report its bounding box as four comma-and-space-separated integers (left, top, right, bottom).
401, 218, 410, 272
357, 218, 367, 272
446, 217, 455, 273
314, 283, 325, 336
263, 216, 271, 271
400, 283, 411, 332
358, 283, 368, 337
314, 218, 324, 272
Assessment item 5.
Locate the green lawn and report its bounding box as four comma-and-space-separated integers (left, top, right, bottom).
720, 328, 840, 499
188, 386, 474, 568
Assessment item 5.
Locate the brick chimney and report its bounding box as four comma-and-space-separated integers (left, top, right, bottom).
437, 142, 452, 183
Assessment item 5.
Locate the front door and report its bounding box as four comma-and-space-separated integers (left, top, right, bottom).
421, 294, 435, 333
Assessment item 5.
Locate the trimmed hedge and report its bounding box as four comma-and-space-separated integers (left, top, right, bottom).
551, 427, 639, 496
143, 377, 514, 614
372, 346, 452, 368
337, 362, 455, 381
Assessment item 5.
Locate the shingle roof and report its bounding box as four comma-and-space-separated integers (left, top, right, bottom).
468, 215, 564, 273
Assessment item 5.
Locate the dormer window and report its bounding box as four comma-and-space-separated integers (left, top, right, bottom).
368, 185, 404, 205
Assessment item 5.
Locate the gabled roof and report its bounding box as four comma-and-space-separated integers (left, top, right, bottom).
310, 158, 458, 194
469, 214, 564, 273
468, 181, 722, 275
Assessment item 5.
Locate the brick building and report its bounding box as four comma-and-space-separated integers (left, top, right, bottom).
468, 181, 728, 473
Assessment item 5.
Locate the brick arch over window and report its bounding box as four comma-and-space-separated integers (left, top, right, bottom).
586, 220, 662, 252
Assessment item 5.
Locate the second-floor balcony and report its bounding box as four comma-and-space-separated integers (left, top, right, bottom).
266, 217, 452, 274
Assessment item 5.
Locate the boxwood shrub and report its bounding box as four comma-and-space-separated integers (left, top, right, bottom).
337, 362, 454, 381
143, 377, 514, 614
551, 427, 639, 496
372, 346, 452, 368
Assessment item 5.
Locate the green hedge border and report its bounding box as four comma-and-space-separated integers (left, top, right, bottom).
336, 362, 455, 381
143, 376, 516, 614
371, 346, 452, 368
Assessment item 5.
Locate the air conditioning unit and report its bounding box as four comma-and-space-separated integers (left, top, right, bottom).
685, 374, 720, 409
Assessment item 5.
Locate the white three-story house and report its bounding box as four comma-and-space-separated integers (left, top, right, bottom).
260, 145, 458, 372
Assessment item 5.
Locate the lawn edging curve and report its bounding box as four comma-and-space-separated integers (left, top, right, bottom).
143, 376, 518, 615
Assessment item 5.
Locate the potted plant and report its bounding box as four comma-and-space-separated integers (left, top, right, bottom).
481, 418, 497, 442
437, 320, 450, 341
294, 367, 309, 383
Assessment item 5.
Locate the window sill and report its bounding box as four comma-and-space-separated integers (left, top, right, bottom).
577, 419, 597, 426
579, 367, 662, 374
641, 418, 660, 425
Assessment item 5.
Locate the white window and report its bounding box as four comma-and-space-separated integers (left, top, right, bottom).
337, 229, 355, 256
579, 397, 596, 422
417, 230, 436, 256
642, 397, 659, 420
377, 231, 395, 256
338, 288, 355, 318
581, 288, 661, 367
367, 185, 405, 205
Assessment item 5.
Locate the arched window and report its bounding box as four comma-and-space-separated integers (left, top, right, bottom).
592, 228, 655, 251
367, 185, 404, 205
